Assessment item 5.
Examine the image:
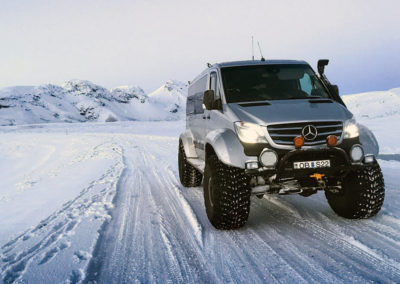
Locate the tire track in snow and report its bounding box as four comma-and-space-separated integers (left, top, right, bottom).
3, 123, 400, 283
244, 195, 400, 283
81, 134, 400, 283
85, 138, 215, 283
149, 138, 400, 283
0, 142, 124, 284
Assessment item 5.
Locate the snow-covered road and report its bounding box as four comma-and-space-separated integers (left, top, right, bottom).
1, 122, 400, 283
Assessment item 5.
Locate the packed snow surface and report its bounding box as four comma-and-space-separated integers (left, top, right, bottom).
0, 87, 399, 283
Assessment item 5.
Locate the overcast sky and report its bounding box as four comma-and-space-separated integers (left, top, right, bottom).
1, 0, 399, 94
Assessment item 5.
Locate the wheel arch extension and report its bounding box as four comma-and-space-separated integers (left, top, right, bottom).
204, 128, 251, 169
357, 123, 379, 156
179, 129, 197, 158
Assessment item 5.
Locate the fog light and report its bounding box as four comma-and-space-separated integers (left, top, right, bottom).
364, 154, 375, 164
260, 149, 278, 167
246, 161, 259, 170
294, 136, 305, 148
327, 135, 338, 147
350, 144, 364, 162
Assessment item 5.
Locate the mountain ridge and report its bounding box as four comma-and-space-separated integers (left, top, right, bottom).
0, 80, 187, 126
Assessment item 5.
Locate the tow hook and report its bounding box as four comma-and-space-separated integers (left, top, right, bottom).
310, 173, 325, 180
310, 173, 326, 188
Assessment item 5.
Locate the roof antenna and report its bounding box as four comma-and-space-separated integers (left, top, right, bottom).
251, 36, 254, 60
207, 63, 212, 68
257, 41, 265, 61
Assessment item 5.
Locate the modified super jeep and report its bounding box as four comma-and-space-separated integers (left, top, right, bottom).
178, 59, 385, 230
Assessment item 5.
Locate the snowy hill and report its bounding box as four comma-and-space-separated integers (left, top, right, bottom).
0, 80, 187, 126
342, 88, 400, 154
147, 80, 187, 118
342, 87, 400, 120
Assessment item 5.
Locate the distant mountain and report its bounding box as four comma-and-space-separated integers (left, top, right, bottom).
0, 80, 187, 126
148, 80, 187, 116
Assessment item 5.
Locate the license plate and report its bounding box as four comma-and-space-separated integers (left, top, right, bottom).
293, 160, 330, 169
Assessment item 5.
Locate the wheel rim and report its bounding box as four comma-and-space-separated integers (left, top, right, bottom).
208, 176, 214, 207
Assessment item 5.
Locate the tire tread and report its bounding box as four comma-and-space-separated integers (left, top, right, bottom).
178, 142, 202, 187
326, 163, 385, 219
204, 155, 251, 229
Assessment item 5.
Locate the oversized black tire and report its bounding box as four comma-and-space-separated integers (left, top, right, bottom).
178, 141, 202, 187
203, 155, 251, 229
325, 163, 385, 219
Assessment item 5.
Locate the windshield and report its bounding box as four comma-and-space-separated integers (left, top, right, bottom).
221, 64, 330, 103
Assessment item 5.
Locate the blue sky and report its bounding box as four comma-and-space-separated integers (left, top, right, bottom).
1, 0, 399, 94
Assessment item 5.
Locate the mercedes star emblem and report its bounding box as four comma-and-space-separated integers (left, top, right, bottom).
302, 125, 318, 141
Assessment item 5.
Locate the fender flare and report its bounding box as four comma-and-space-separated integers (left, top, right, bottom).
358, 123, 379, 156
179, 129, 198, 158
204, 128, 253, 168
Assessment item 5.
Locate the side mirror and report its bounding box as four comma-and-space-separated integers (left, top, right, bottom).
328, 83, 346, 106
317, 59, 329, 76
203, 90, 215, 110
331, 85, 339, 97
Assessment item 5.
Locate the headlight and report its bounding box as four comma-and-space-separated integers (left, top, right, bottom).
343, 118, 359, 139
234, 121, 268, 144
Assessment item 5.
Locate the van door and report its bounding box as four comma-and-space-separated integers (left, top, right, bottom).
188, 75, 208, 159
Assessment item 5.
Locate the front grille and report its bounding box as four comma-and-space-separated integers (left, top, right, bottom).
267, 121, 343, 146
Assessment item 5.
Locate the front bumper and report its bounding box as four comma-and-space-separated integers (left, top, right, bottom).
246, 146, 373, 181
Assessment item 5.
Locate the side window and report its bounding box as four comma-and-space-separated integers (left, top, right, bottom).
194, 93, 204, 114
188, 75, 207, 115
186, 95, 195, 115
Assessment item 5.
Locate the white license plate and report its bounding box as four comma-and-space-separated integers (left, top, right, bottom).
293, 160, 330, 169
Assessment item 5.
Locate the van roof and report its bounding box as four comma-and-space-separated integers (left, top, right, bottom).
216, 59, 308, 68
